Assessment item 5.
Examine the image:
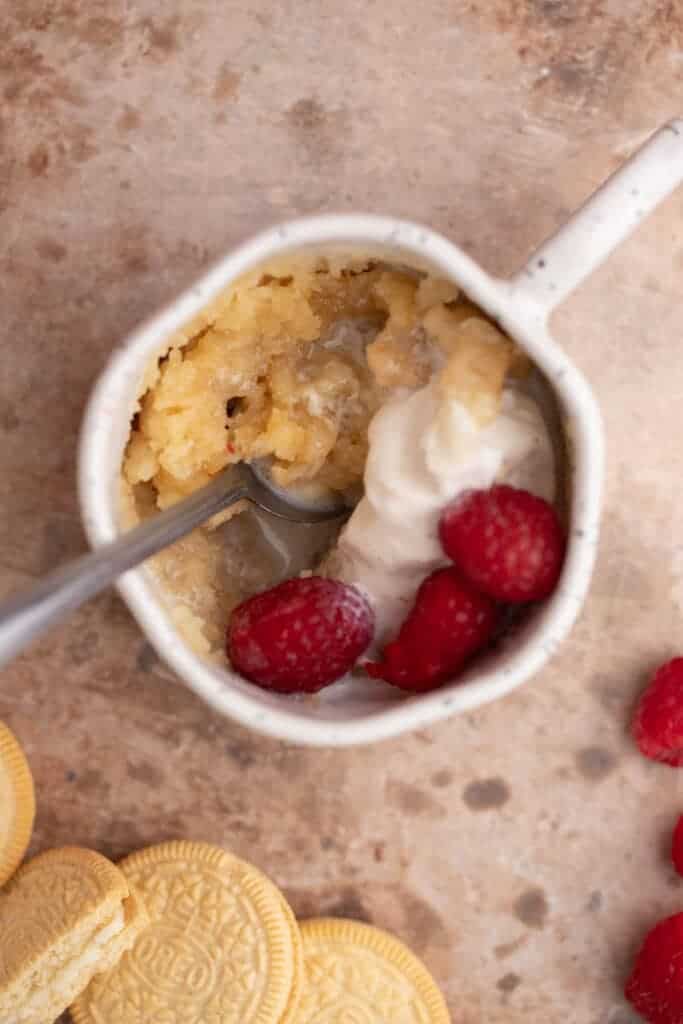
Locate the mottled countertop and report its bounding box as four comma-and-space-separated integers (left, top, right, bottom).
2, 2, 683, 1021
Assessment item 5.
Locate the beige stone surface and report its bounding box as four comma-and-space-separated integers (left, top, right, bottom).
1, 2, 683, 1021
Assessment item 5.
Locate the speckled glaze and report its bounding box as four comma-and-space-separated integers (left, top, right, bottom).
78, 121, 683, 746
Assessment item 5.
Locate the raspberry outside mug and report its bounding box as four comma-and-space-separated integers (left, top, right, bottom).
78, 121, 683, 746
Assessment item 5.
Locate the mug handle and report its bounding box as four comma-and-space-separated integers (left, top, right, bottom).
510, 119, 683, 319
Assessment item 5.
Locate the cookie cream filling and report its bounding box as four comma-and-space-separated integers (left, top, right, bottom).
14, 907, 126, 1024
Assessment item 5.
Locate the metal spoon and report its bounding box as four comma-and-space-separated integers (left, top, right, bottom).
0, 462, 349, 670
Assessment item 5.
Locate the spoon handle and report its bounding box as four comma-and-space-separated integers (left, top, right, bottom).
0, 473, 247, 670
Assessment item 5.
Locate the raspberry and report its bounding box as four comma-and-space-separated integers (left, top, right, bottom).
672, 816, 683, 876
438, 485, 565, 602
365, 567, 497, 692
228, 577, 374, 694
625, 913, 683, 1023
633, 659, 683, 766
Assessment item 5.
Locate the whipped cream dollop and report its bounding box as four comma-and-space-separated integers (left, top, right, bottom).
328, 381, 556, 646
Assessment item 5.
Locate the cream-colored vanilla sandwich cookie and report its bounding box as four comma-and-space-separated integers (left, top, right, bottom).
0, 846, 147, 1024
297, 917, 451, 1023
0, 720, 35, 887
72, 840, 302, 1024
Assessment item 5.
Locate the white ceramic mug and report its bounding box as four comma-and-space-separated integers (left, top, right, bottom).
79, 121, 683, 746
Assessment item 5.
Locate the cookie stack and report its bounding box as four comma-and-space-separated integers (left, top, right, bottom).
0, 720, 450, 1023
0, 721, 149, 1024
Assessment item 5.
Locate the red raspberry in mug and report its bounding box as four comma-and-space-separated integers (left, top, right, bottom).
228, 576, 374, 694
365, 566, 497, 692
633, 658, 683, 766
625, 913, 683, 1024
439, 484, 566, 602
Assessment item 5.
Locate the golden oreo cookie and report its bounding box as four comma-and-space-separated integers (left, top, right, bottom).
0, 720, 35, 887
72, 840, 302, 1024
270, 883, 303, 1024
0, 846, 146, 1024
297, 918, 451, 1023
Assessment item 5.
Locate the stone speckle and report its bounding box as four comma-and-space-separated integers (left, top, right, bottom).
117, 105, 141, 134
213, 67, 241, 102
386, 779, 446, 818
27, 144, 50, 177
586, 890, 603, 912
575, 746, 617, 781
514, 888, 549, 930
127, 759, 165, 787
431, 768, 454, 788
498, 972, 522, 995
36, 238, 68, 262
463, 776, 510, 810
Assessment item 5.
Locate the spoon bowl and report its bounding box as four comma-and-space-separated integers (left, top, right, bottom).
245, 461, 352, 523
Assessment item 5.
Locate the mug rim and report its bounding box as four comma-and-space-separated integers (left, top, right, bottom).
78, 214, 604, 746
